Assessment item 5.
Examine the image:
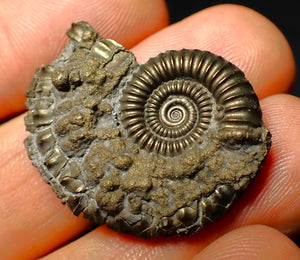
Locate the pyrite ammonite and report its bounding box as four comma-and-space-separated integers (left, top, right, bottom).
24, 21, 271, 238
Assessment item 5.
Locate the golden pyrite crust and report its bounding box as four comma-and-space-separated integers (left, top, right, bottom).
24, 22, 271, 238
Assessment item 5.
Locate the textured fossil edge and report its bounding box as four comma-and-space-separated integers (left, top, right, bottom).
24, 21, 272, 238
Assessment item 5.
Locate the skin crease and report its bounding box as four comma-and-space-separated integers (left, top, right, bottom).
0, 1, 299, 259
192, 225, 300, 260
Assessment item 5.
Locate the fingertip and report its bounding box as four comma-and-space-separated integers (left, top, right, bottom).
193, 225, 300, 260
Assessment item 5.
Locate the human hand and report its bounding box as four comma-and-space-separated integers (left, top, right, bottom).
0, 1, 299, 259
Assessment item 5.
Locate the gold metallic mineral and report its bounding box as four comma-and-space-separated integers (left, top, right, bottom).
24, 21, 271, 238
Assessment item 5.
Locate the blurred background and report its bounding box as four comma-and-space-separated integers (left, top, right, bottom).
165, 0, 299, 97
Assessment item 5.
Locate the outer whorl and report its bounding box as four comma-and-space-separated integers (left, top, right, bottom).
121, 49, 262, 156
24, 22, 271, 238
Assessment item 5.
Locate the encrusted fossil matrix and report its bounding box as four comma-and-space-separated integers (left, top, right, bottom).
24, 21, 271, 238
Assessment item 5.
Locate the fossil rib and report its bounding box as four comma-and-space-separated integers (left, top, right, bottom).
121, 49, 262, 156
24, 21, 271, 238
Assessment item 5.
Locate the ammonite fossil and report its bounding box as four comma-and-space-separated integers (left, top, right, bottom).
24, 21, 271, 238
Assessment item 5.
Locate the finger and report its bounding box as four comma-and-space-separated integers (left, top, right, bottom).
0, 115, 94, 260
230, 94, 300, 235
132, 4, 295, 99
192, 225, 300, 260
0, 0, 168, 121
42, 226, 200, 260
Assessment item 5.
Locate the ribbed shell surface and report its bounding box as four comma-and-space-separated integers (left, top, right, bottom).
121, 49, 262, 156
24, 22, 271, 238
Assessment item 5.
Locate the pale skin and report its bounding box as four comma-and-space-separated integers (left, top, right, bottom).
0, 0, 299, 259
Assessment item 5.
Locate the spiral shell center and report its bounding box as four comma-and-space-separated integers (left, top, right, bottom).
122, 76, 213, 156
160, 96, 192, 127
